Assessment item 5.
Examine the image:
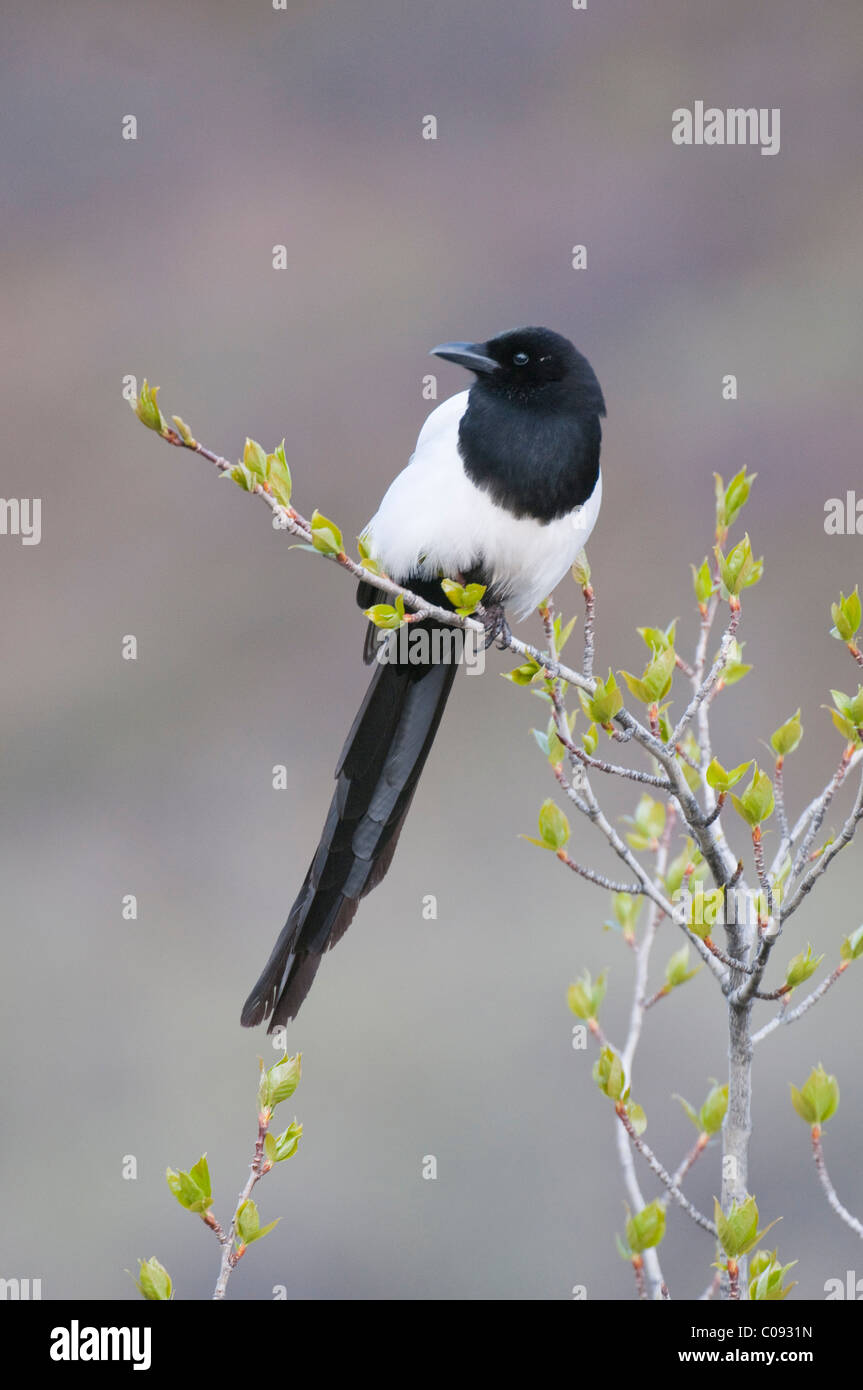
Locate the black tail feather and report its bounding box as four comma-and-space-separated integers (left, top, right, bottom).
241, 613, 458, 1030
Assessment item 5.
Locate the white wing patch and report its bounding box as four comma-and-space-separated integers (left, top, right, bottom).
365, 391, 602, 620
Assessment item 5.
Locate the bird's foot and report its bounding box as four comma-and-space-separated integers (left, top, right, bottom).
480, 601, 512, 650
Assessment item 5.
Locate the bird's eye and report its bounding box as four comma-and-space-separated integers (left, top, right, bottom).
513, 351, 529, 366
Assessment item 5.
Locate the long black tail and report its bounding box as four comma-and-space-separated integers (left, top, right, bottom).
241, 591, 459, 1031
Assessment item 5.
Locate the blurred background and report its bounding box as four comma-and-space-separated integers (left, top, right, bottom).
2, 0, 862, 1301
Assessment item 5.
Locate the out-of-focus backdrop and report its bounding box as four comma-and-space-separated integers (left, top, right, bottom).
2, 0, 862, 1301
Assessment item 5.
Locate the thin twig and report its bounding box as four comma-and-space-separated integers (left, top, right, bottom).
752, 962, 849, 1044
812, 1126, 863, 1241
616, 1106, 717, 1237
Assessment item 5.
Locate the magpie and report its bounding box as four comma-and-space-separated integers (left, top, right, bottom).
241, 327, 606, 1030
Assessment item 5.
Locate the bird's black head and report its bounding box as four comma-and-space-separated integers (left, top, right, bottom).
431, 326, 606, 415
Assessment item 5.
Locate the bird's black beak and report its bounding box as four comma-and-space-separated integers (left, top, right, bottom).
430, 341, 498, 375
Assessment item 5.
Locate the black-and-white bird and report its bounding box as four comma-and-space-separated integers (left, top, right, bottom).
241, 327, 606, 1030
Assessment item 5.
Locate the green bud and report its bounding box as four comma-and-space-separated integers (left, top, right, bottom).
364, 596, 406, 629
504, 658, 542, 686
242, 438, 268, 479
715, 534, 763, 600
264, 1120, 303, 1163
258, 1052, 302, 1110
593, 1045, 626, 1100
136, 1256, 172, 1301
171, 415, 195, 445
840, 924, 863, 962
626, 1199, 666, 1254
310, 509, 344, 555
611, 892, 642, 938
790, 1064, 839, 1126
134, 379, 168, 434
619, 646, 676, 705
827, 687, 863, 743
706, 758, 752, 793
567, 969, 607, 1021
748, 1250, 797, 1301
637, 620, 677, 654
579, 669, 623, 725
571, 551, 591, 586
719, 639, 752, 687
625, 1102, 648, 1137
770, 711, 803, 758
830, 587, 862, 642
730, 764, 774, 827
692, 558, 714, 608
265, 441, 292, 507
715, 467, 756, 535
784, 943, 823, 992
537, 799, 570, 850
714, 1195, 778, 1259
624, 794, 666, 851
664, 943, 701, 990
166, 1154, 212, 1214
440, 578, 487, 617
582, 722, 598, 755
699, 1081, 728, 1135
235, 1199, 279, 1247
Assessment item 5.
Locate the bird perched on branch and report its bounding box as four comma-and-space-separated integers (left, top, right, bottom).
241, 326, 606, 1030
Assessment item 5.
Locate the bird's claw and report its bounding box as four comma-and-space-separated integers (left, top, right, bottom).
480, 602, 511, 650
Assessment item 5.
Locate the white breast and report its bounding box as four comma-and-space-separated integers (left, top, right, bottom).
365, 391, 602, 621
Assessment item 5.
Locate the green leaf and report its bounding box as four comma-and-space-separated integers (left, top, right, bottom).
258, 1052, 302, 1110
537, 799, 570, 851
626, 1199, 666, 1254
310, 509, 344, 555
790, 1064, 839, 1126
771, 711, 803, 758
830, 588, 862, 642
136, 1257, 172, 1301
